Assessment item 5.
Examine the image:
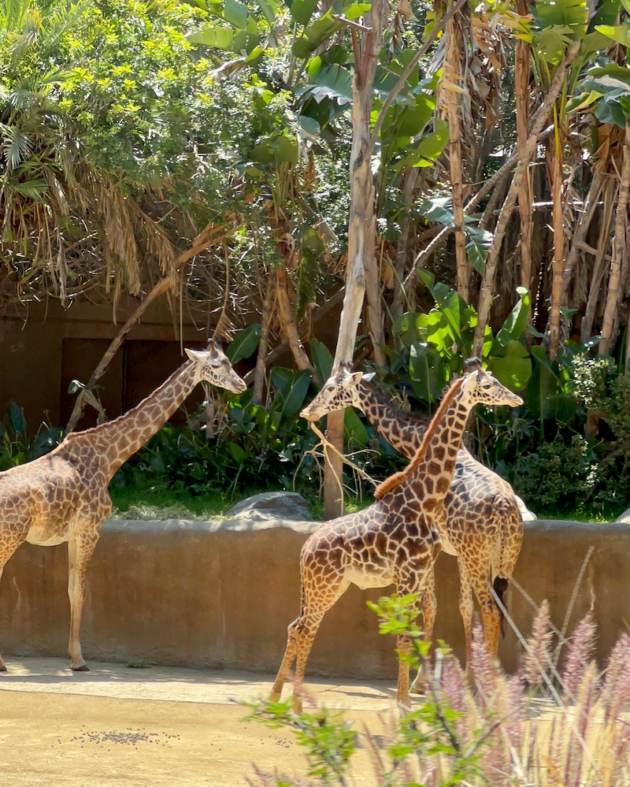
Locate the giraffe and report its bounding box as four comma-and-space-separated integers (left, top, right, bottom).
300, 362, 525, 683
0, 341, 246, 673
272, 362, 522, 711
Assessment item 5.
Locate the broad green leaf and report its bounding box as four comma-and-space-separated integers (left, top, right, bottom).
526, 346, 560, 419
534, 0, 588, 37
226, 324, 261, 363
290, 0, 318, 26
292, 10, 341, 57
228, 442, 248, 463
595, 24, 630, 46
271, 368, 312, 417
224, 0, 248, 28
310, 337, 334, 386
344, 407, 369, 448
9, 401, 26, 434
488, 341, 532, 391
495, 287, 531, 347
188, 25, 234, 50
412, 119, 448, 164
465, 225, 492, 274
299, 64, 353, 105
250, 134, 298, 164
344, 2, 371, 21
255, 0, 277, 24
417, 195, 453, 226
409, 343, 447, 403
534, 25, 574, 65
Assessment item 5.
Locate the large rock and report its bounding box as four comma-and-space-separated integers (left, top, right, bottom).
514, 494, 536, 522
225, 491, 312, 522
616, 508, 630, 523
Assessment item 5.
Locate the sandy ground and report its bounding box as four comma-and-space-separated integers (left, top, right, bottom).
0, 657, 399, 786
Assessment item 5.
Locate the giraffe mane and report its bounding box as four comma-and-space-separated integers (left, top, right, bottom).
65, 361, 191, 440
373, 375, 466, 500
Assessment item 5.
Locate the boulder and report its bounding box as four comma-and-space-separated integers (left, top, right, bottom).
225, 491, 312, 522
616, 508, 630, 524
514, 494, 536, 522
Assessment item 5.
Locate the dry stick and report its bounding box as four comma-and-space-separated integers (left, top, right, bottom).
252, 268, 276, 405
600, 119, 630, 357
309, 420, 378, 490
561, 170, 603, 305
403, 126, 554, 288
473, 41, 582, 357
515, 7, 534, 295
581, 179, 616, 342
65, 223, 230, 432
365, 0, 469, 160
552, 545, 595, 671
548, 130, 566, 361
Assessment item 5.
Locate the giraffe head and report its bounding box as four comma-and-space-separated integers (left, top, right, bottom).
185, 341, 247, 394
460, 358, 523, 408
300, 362, 363, 421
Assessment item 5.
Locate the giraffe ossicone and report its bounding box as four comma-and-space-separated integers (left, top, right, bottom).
272, 363, 522, 713
0, 344, 246, 673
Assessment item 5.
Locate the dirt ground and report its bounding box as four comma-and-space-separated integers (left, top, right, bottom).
0, 657, 399, 786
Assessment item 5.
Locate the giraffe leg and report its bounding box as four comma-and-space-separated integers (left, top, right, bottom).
271, 573, 348, 713
471, 571, 501, 659
67, 537, 98, 671
410, 566, 436, 694
458, 560, 475, 671
396, 567, 431, 711
0, 532, 29, 672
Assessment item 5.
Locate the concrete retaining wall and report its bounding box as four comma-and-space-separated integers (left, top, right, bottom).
0, 519, 628, 678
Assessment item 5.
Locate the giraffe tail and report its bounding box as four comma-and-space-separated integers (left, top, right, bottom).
493, 576, 509, 639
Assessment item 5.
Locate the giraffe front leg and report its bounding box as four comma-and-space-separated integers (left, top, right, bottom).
458, 560, 474, 674
0, 532, 29, 672
395, 569, 429, 712
67, 537, 98, 671
0, 566, 5, 672
410, 566, 436, 695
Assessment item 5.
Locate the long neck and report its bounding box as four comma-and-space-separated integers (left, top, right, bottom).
407, 391, 471, 512
70, 361, 198, 478
357, 380, 427, 458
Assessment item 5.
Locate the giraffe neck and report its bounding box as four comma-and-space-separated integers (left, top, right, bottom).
403, 391, 471, 513
357, 380, 427, 459
68, 361, 198, 479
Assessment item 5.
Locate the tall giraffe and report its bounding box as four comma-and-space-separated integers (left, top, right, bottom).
300, 362, 525, 677
272, 363, 522, 711
0, 342, 246, 672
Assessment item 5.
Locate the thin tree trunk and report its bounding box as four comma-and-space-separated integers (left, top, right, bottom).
391, 168, 419, 323
473, 41, 581, 357
515, 12, 534, 294
562, 170, 602, 304
276, 266, 317, 379
403, 126, 554, 289
252, 268, 276, 404
65, 223, 230, 432
548, 129, 566, 360
582, 179, 615, 342
324, 0, 385, 519
444, 8, 468, 302
600, 119, 630, 357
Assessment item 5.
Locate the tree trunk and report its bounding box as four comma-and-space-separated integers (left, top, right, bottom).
252, 268, 276, 405
515, 13, 533, 295
391, 168, 419, 324
473, 41, 581, 358
276, 266, 317, 379
581, 179, 615, 343
324, 0, 385, 519
548, 129, 566, 360
599, 119, 630, 357
561, 170, 602, 305
444, 8, 468, 302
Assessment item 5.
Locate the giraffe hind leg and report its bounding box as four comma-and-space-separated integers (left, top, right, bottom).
410, 565, 437, 695
0, 530, 30, 672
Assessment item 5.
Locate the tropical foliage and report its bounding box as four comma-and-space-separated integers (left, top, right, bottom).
2, 0, 630, 518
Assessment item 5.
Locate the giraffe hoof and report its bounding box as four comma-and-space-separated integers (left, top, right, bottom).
71, 664, 90, 672
0, 664, 7, 673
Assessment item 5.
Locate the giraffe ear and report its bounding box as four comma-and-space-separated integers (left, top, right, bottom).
348, 371, 363, 386
185, 348, 205, 364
